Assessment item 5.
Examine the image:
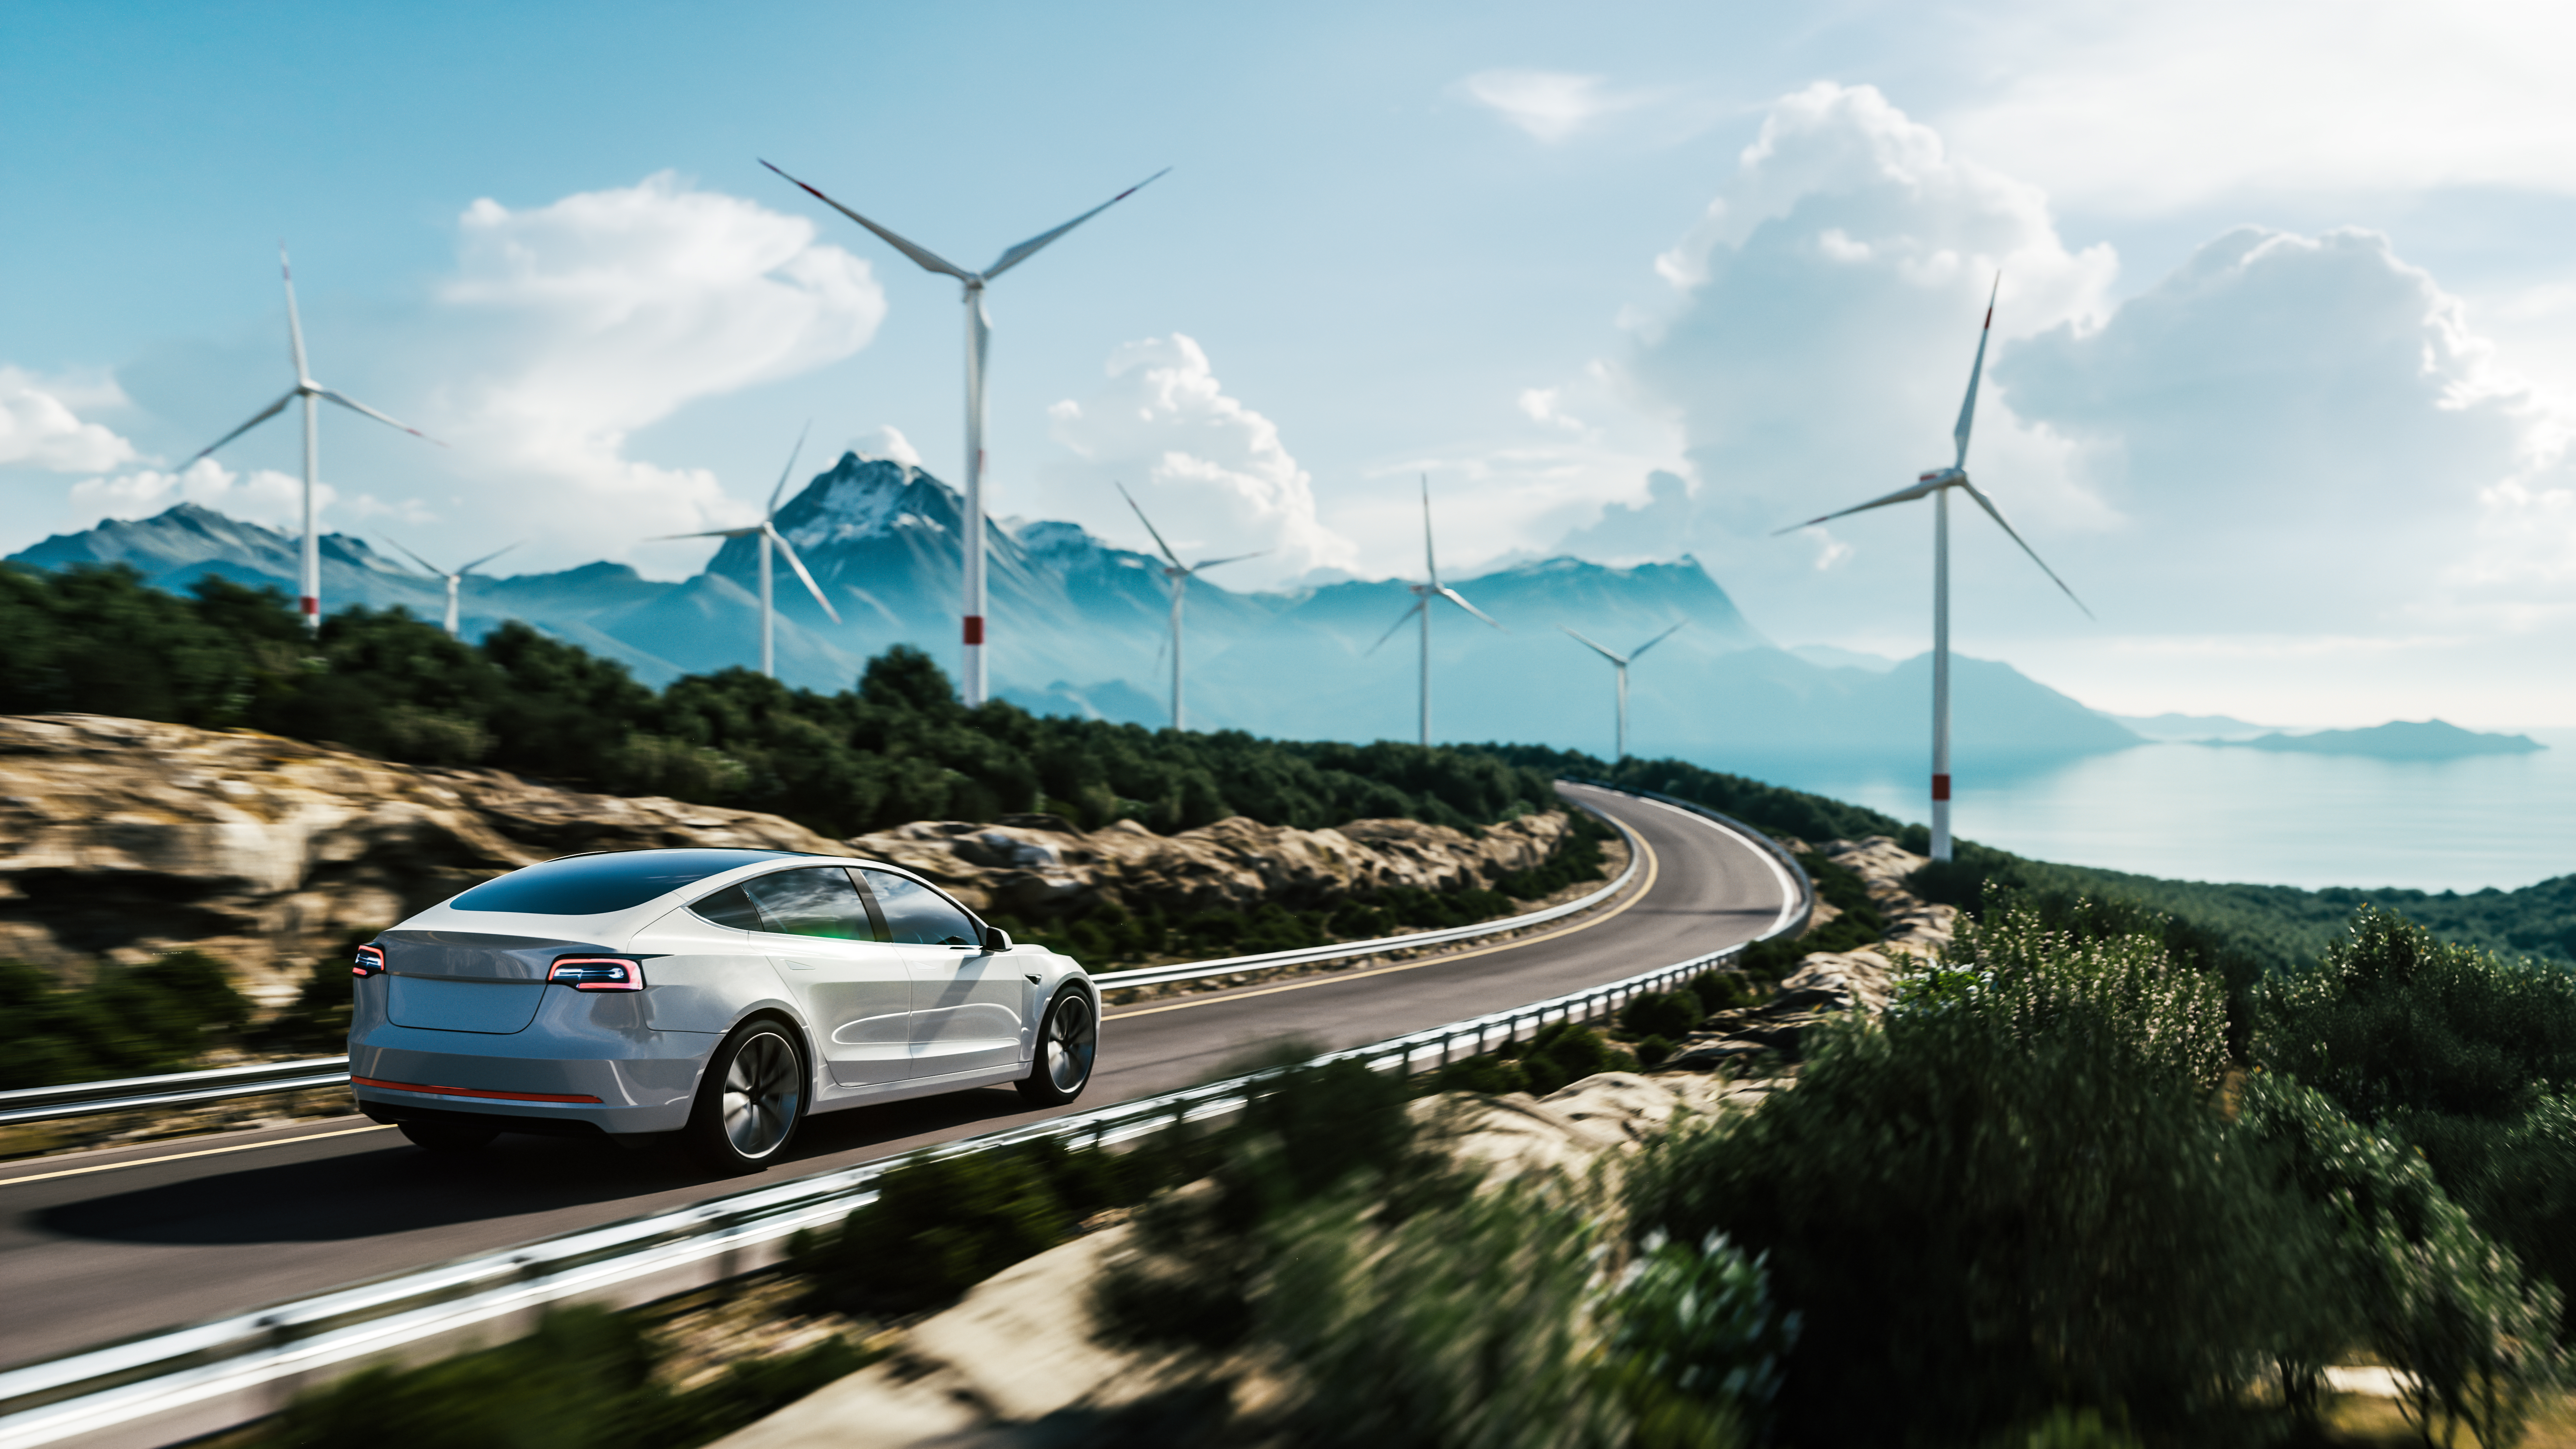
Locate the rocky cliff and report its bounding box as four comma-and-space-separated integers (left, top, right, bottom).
0, 714, 1572, 1005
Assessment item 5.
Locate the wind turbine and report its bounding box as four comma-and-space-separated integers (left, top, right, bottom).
1117, 482, 1262, 731
382, 537, 518, 639
761, 159, 1168, 709
652, 426, 842, 678
1369, 476, 1504, 747
1776, 276, 2091, 861
188, 246, 441, 632
1560, 621, 1684, 763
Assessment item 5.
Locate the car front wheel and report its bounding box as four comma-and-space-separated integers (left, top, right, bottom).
1016, 987, 1097, 1105
683, 1020, 808, 1173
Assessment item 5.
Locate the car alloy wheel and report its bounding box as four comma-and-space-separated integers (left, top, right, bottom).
686, 1021, 806, 1173
1016, 988, 1097, 1105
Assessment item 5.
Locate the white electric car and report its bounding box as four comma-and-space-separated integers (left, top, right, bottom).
347, 848, 1098, 1172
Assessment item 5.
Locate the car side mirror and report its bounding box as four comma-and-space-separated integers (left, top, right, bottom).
983, 925, 1013, 952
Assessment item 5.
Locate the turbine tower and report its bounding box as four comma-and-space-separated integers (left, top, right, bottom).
1117, 482, 1261, 731
1777, 276, 2091, 861
188, 246, 440, 632
383, 537, 518, 639
1369, 476, 1503, 747
761, 159, 1167, 708
654, 426, 842, 678
1560, 621, 1683, 763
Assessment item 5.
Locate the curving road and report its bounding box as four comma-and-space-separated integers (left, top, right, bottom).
0, 784, 1792, 1370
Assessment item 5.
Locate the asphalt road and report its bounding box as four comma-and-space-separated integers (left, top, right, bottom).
0, 784, 1793, 1370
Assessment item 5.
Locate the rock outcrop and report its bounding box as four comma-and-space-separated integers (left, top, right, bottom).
1665, 834, 1959, 1069
0, 713, 1574, 1006
844, 811, 1572, 921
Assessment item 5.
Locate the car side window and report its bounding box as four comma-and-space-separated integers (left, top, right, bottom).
737, 867, 878, 941
858, 869, 980, 946
690, 883, 768, 931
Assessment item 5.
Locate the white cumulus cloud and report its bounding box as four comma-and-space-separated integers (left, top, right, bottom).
1, 367, 141, 473
1046, 334, 1357, 587
427, 171, 887, 553
68, 457, 316, 529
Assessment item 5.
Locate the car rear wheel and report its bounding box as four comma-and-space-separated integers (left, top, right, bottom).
1016, 988, 1097, 1105
684, 1020, 807, 1174
399, 1121, 496, 1153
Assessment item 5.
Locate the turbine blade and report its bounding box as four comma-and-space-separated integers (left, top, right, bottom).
1366, 599, 1426, 655
1629, 620, 1687, 659
1771, 476, 1943, 534
459, 542, 520, 576
1419, 475, 1438, 586
1954, 273, 1999, 469
1560, 625, 1625, 665
1438, 585, 1505, 631
1959, 480, 2094, 620
187, 389, 299, 463
760, 160, 974, 280
280, 245, 310, 382
1185, 549, 1265, 573
766, 522, 843, 625
1116, 481, 1185, 568
768, 421, 811, 517
313, 388, 441, 445
649, 526, 762, 541
983, 167, 1170, 280
380, 535, 444, 579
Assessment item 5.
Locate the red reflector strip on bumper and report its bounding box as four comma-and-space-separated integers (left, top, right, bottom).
352, 1075, 604, 1105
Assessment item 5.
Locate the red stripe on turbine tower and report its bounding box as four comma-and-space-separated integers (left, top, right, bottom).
1931, 773, 1952, 801
300, 596, 319, 616
962, 615, 984, 645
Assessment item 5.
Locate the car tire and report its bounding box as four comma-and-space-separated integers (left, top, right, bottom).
683, 1019, 808, 1175
399, 1121, 496, 1153
1015, 987, 1097, 1106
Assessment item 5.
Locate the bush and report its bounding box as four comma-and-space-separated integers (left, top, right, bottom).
1628, 902, 2319, 1443
1620, 991, 1701, 1043
2258, 904, 2576, 1122
1686, 970, 1762, 1015
0, 952, 252, 1088
1599, 1231, 1795, 1441
2240, 1072, 2561, 1444
1634, 1035, 1675, 1068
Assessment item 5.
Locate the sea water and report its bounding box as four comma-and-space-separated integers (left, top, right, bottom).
1711, 728, 2576, 893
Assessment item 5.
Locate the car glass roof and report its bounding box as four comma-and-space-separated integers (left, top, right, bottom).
449, 849, 802, 916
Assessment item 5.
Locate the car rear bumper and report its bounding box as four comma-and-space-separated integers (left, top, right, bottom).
349, 1021, 716, 1136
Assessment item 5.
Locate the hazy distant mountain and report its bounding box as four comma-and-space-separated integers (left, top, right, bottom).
2215, 719, 2546, 759
2112, 711, 2279, 742
1787, 644, 1900, 673
7, 456, 2145, 763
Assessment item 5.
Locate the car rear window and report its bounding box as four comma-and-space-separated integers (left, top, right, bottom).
450, 849, 799, 915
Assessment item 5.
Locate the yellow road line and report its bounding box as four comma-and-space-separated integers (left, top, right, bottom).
0, 1123, 393, 1188
1105, 824, 1664, 1022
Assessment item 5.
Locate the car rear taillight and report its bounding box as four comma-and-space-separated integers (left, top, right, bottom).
548, 957, 644, 992
353, 945, 386, 978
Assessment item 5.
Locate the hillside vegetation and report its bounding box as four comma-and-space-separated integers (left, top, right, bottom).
0, 563, 1551, 839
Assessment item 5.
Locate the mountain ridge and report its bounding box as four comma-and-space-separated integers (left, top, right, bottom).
8, 456, 2137, 762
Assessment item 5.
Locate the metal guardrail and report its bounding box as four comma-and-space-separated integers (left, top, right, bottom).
0, 786, 1812, 1449
0, 791, 1646, 1129
0, 1060, 354, 1129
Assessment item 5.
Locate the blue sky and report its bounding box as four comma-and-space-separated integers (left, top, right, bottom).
6, 0, 2572, 727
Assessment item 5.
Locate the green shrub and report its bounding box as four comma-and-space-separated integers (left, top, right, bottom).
250, 1302, 866, 1449
1686, 970, 1762, 1015
1504, 1021, 1634, 1096
2240, 1072, 2561, 1444
2393, 1094, 2576, 1340
2257, 904, 2576, 1122
1620, 991, 1701, 1043
1260, 1187, 1667, 1449
1599, 1230, 1794, 1440
0, 952, 252, 1088
1628, 902, 2317, 1444
1634, 1035, 1675, 1068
